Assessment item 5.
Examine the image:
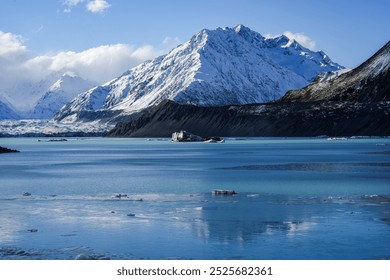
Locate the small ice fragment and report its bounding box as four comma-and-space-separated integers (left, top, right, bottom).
212, 189, 237, 195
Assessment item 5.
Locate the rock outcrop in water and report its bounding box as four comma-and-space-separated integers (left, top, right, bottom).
0, 146, 20, 153
172, 130, 203, 142
171, 130, 224, 142
212, 189, 237, 196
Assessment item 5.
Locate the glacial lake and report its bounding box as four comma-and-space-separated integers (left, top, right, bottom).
0, 137, 389, 260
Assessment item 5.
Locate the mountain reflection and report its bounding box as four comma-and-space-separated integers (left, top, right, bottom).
191, 195, 316, 242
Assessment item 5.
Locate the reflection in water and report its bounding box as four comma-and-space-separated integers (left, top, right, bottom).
266, 221, 315, 237
1, 137, 390, 260
1, 193, 390, 259
0, 214, 22, 243
361, 195, 390, 224
191, 194, 316, 244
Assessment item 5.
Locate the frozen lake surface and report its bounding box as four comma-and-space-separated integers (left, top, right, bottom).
0, 137, 389, 259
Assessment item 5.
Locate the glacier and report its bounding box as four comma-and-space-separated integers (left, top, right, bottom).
0, 119, 113, 136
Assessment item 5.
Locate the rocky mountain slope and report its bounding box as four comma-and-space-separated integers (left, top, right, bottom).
282, 41, 390, 102
54, 25, 342, 123
107, 41, 390, 137
106, 100, 390, 137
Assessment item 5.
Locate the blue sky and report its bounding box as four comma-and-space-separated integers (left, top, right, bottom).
1, 0, 389, 85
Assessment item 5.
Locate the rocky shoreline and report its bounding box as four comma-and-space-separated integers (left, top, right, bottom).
0, 146, 20, 153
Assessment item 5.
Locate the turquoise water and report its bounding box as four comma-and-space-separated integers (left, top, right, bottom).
0, 137, 389, 259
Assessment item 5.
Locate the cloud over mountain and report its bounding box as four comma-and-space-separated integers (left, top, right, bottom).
23, 44, 155, 83
0, 31, 27, 58
0, 29, 177, 88
283, 31, 316, 50
0, 28, 181, 114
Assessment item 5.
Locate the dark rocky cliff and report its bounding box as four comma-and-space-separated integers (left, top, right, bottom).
106, 100, 390, 137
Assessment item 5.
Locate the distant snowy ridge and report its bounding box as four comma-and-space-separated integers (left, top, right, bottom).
0, 99, 19, 120
30, 73, 97, 119
0, 72, 96, 120
1, 75, 59, 114
54, 24, 342, 123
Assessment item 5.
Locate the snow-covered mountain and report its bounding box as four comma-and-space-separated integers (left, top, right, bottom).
1, 74, 59, 115
0, 72, 96, 120
283, 40, 390, 102
54, 25, 343, 123
0, 98, 19, 120
30, 73, 97, 119
107, 41, 390, 138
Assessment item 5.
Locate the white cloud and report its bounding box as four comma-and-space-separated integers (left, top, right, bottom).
0, 31, 27, 58
62, 0, 85, 13
64, 0, 84, 4
23, 44, 155, 83
62, 0, 111, 14
86, 0, 111, 13
283, 31, 316, 50
0, 29, 182, 111
0, 31, 29, 88
129, 45, 157, 62
0, 30, 173, 88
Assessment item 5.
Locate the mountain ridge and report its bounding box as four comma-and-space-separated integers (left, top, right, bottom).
0, 72, 97, 120
30, 73, 97, 119
0, 99, 19, 120
107, 40, 390, 137
282, 40, 390, 102
54, 25, 342, 123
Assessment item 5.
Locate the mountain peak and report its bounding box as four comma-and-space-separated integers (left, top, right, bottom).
31, 73, 97, 119
54, 25, 343, 123
233, 24, 250, 33
232, 24, 265, 44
